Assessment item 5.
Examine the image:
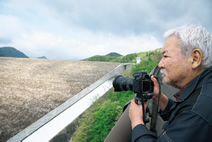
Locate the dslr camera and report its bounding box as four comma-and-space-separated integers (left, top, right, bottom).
113, 71, 154, 103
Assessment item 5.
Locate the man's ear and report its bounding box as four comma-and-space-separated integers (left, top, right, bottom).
190, 48, 203, 69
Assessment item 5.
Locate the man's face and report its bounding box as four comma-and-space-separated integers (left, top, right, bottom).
158, 36, 192, 89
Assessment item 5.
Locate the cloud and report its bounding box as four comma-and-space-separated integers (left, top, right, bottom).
0, 0, 211, 59
0, 15, 26, 44
12, 30, 161, 59
43, 0, 212, 36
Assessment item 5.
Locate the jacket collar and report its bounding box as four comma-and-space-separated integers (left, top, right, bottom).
175, 66, 212, 102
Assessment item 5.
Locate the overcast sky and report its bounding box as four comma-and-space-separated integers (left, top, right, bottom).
0, 0, 211, 60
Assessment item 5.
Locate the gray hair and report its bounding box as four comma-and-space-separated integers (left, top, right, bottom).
164, 25, 212, 68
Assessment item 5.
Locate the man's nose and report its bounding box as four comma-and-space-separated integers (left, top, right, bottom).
158, 59, 164, 68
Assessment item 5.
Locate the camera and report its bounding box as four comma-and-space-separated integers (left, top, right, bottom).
113, 71, 154, 102
113, 71, 155, 123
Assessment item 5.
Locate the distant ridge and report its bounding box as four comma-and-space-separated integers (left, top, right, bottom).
0, 47, 29, 58
105, 52, 122, 56
83, 52, 122, 62
37, 56, 47, 59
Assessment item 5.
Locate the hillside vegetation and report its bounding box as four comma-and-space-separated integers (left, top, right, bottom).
72, 48, 161, 142
84, 49, 161, 63
83, 52, 122, 62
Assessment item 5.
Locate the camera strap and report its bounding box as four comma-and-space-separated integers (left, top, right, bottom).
150, 75, 161, 131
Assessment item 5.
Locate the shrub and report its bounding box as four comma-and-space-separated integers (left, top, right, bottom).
72, 90, 134, 142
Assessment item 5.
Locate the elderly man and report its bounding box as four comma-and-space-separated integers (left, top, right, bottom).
129, 25, 212, 142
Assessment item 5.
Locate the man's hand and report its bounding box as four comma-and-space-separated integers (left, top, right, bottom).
151, 75, 169, 111
129, 99, 146, 129
151, 76, 161, 102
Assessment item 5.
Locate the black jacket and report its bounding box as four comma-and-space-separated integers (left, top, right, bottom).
132, 67, 212, 142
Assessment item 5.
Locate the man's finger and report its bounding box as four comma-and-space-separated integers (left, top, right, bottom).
151, 76, 159, 87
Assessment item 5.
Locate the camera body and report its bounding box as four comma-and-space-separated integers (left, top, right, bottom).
113, 71, 154, 102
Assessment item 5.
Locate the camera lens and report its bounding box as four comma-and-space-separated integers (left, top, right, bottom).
113, 75, 133, 91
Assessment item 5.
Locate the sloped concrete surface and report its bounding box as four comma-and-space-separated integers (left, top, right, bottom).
0, 57, 120, 142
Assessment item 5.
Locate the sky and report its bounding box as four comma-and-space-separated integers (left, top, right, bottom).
0, 0, 211, 60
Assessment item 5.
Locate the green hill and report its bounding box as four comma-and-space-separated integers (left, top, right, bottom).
83, 52, 122, 62
84, 48, 161, 63
83, 55, 117, 62
0, 47, 29, 58
106, 52, 122, 56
